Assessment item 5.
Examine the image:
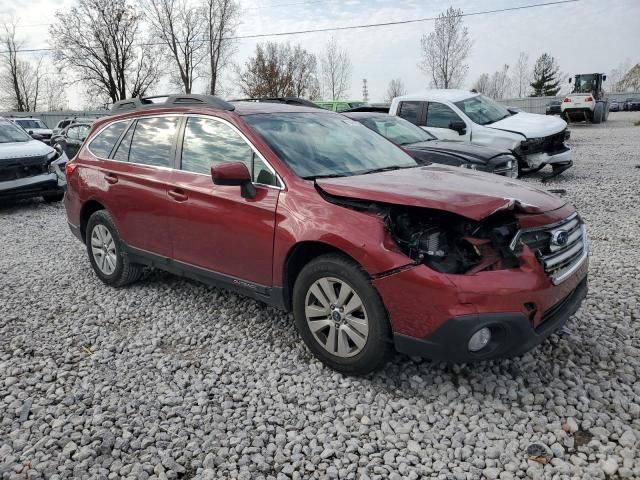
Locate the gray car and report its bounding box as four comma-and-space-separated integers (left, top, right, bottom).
0, 118, 68, 202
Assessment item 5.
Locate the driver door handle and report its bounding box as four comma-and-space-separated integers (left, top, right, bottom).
168, 188, 188, 202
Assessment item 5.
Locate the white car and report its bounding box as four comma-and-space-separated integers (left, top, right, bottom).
10, 118, 53, 145
389, 90, 572, 176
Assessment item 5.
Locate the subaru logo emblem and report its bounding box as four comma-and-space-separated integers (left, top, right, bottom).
552, 230, 569, 246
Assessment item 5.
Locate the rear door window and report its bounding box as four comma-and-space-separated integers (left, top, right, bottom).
88, 121, 129, 158
397, 101, 424, 125
426, 102, 462, 128
128, 117, 180, 168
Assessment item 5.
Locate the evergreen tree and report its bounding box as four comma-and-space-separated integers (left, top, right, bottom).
530, 53, 560, 97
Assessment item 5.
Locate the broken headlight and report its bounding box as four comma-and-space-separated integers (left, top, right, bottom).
385, 208, 521, 275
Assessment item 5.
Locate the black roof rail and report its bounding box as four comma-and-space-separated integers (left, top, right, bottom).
110, 94, 235, 112
230, 97, 322, 108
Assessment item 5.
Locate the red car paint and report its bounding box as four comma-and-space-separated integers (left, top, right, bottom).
316, 165, 566, 220
65, 101, 588, 361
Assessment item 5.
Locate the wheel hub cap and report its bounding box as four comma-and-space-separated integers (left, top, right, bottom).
304, 277, 369, 358
90, 224, 117, 275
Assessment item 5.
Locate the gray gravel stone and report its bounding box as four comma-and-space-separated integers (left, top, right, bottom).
0, 111, 639, 479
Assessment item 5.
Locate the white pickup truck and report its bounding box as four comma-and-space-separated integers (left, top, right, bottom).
389, 90, 573, 177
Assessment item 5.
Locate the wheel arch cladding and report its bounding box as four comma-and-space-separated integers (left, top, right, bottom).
282, 241, 364, 311
80, 200, 106, 242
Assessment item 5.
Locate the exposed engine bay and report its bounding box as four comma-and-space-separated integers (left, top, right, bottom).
384, 206, 521, 274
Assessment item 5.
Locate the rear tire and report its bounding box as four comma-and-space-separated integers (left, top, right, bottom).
43, 192, 64, 203
86, 210, 142, 287
592, 103, 604, 124
292, 253, 393, 375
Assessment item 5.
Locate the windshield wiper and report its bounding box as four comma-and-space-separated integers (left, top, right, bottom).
355, 165, 415, 176
303, 172, 351, 180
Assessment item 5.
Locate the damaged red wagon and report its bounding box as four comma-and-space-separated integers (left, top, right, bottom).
64, 95, 588, 375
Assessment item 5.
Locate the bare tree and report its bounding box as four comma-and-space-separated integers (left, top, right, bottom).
320, 37, 352, 100
620, 63, 640, 91
512, 52, 531, 97
609, 60, 632, 92
146, 0, 206, 93
203, 0, 239, 95
418, 7, 472, 89
236, 42, 318, 98
50, 0, 161, 104
384, 78, 407, 103
43, 72, 68, 111
0, 20, 44, 111
290, 46, 317, 98
472, 65, 512, 99
471, 73, 490, 95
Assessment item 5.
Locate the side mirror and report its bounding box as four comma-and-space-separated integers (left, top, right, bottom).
211, 162, 256, 199
28, 130, 34, 135
449, 120, 467, 135
568, 78, 572, 84
602, 75, 607, 81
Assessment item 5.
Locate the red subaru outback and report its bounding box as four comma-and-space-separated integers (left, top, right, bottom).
64, 95, 588, 375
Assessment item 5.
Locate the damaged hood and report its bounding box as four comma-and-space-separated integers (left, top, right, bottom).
0, 140, 54, 163
487, 112, 567, 138
316, 165, 566, 220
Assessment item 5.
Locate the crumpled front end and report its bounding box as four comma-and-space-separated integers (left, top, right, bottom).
371, 204, 588, 362
0, 149, 68, 200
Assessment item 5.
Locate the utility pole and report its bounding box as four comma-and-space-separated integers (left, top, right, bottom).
362, 79, 369, 102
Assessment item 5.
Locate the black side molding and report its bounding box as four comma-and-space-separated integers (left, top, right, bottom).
124, 244, 287, 311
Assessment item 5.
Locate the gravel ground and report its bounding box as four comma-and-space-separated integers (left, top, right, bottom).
1, 111, 639, 480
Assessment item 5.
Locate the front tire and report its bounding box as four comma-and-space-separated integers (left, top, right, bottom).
292, 254, 393, 375
86, 210, 142, 287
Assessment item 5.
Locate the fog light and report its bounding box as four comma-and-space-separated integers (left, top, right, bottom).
468, 327, 491, 352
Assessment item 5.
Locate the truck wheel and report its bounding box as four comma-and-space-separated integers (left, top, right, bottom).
292, 253, 393, 375
592, 103, 604, 124
603, 103, 610, 122
86, 210, 142, 287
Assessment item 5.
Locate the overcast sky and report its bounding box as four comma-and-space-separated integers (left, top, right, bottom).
1, 0, 639, 107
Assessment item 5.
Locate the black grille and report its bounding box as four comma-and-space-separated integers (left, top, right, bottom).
0, 163, 48, 181
523, 129, 569, 155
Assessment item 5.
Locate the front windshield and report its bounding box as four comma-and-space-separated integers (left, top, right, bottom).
244, 113, 417, 179
0, 121, 32, 143
454, 94, 511, 125
359, 115, 436, 146
15, 119, 47, 129
574, 74, 597, 94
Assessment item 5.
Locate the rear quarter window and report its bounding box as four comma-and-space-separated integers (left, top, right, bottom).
88, 121, 129, 158
397, 101, 422, 125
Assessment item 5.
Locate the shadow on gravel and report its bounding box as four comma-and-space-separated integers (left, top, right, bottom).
0, 197, 60, 213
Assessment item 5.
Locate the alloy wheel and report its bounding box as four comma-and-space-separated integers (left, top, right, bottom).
90, 224, 117, 275
304, 277, 369, 358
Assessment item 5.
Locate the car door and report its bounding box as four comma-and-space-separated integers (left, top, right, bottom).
168, 115, 280, 287
63, 125, 85, 158
424, 102, 470, 141
90, 116, 180, 258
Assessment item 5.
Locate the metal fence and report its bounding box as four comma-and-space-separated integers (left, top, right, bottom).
0, 111, 109, 129
497, 92, 640, 114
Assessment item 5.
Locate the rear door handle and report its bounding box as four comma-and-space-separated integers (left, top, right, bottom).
104, 173, 118, 184
168, 188, 188, 202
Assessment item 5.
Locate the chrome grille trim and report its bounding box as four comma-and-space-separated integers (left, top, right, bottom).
515, 214, 588, 285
